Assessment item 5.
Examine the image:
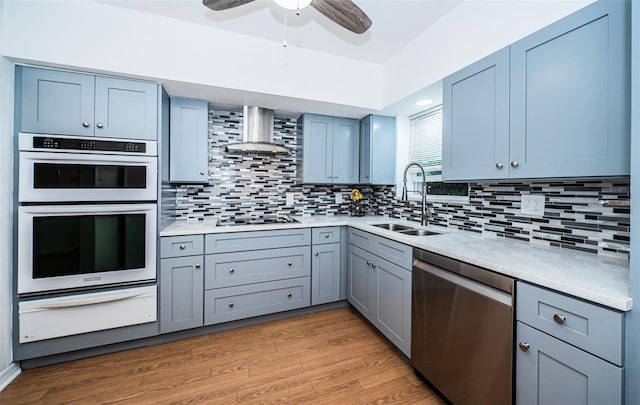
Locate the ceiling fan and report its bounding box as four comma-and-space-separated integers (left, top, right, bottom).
202, 0, 372, 34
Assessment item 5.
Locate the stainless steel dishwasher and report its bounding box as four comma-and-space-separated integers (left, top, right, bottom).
412, 249, 514, 405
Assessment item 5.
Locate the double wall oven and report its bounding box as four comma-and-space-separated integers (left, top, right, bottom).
17, 133, 158, 343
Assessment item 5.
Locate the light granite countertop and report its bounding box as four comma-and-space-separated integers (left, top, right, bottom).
160, 215, 631, 311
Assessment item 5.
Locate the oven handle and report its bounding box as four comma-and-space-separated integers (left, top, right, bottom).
28, 290, 152, 310
414, 260, 513, 307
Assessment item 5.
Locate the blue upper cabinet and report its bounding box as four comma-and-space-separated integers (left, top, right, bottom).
169, 97, 209, 183
20, 67, 96, 137
509, 0, 629, 178
300, 113, 359, 184
94, 77, 158, 140
443, 0, 630, 181
443, 49, 510, 181
360, 115, 396, 184
19, 66, 159, 140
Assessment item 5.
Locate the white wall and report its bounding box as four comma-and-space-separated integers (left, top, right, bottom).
1, 0, 383, 111
382, 0, 596, 107
0, 0, 19, 390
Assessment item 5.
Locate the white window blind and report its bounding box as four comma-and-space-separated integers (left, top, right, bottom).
409, 105, 443, 179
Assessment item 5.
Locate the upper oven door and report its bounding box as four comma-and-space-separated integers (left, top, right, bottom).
19, 151, 157, 202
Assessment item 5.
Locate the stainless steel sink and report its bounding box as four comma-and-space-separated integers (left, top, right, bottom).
371, 223, 414, 231
397, 229, 441, 236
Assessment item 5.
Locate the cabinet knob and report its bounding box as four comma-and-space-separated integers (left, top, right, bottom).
511, 161, 519, 168
553, 314, 566, 325
366, 261, 372, 266
371, 263, 377, 268
228, 302, 234, 308
365, 175, 369, 178
334, 175, 339, 178
287, 293, 292, 298
496, 162, 503, 169
287, 261, 293, 266
327, 175, 332, 179
200, 171, 205, 175
324, 233, 330, 238
179, 244, 186, 250
82, 121, 90, 128
229, 268, 235, 273
96, 123, 104, 129
194, 263, 201, 269
518, 342, 530, 352
314, 252, 319, 256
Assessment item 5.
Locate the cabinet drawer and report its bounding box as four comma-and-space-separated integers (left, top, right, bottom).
312, 227, 341, 244
348, 228, 373, 251
205, 246, 311, 289
517, 282, 623, 366
371, 234, 412, 270
204, 277, 310, 325
161, 235, 204, 258
206, 228, 311, 254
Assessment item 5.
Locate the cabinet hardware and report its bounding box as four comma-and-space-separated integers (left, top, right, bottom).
179, 244, 185, 250
314, 252, 319, 256
82, 121, 90, 128
366, 261, 372, 266
194, 263, 201, 269
200, 171, 205, 175
228, 302, 234, 308
229, 268, 235, 273
519, 342, 530, 352
287, 293, 292, 298
324, 233, 330, 238
496, 162, 503, 169
287, 261, 293, 266
96, 123, 104, 129
553, 314, 566, 325
371, 263, 377, 268
334, 175, 339, 178
511, 161, 519, 168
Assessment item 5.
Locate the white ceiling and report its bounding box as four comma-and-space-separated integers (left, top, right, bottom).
98, 0, 462, 65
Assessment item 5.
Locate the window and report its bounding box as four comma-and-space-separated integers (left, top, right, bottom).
407, 105, 468, 199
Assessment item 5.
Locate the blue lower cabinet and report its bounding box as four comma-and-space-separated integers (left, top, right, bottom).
160, 256, 204, 334
516, 322, 623, 405
311, 243, 341, 305
204, 277, 311, 325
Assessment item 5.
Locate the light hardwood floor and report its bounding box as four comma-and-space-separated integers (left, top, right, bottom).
0, 307, 445, 404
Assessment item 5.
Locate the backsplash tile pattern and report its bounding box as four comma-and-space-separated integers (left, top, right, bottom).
169, 110, 629, 259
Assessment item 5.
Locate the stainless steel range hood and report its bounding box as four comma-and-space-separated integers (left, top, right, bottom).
225, 106, 290, 154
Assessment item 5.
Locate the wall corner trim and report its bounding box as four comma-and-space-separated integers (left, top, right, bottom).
0, 363, 21, 392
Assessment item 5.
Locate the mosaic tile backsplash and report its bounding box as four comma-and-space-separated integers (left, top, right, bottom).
167, 110, 630, 259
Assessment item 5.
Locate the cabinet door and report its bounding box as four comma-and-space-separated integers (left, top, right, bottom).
516, 322, 623, 405
160, 256, 204, 334
369, 115, 396, 185
442, 48, 510, 181
169, 98, 209, 183
302, 114, 333, 183
94, 76, 158, 140
332, 117, 359, 184
510, 0, 630, 178
348, 245, 373, 318
372, 256, 411, 357
311, 243, 341, 305
20, 66, 95, 136
359, 115, 372, 184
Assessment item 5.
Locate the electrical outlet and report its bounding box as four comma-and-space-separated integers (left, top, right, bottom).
521, 194, 545, 217
285, 192, 295, 207
335, 193, 343, 204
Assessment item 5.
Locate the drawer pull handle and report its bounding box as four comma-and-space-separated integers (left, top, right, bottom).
229, 302, 234, 308
229, 268, 235, 273
288, 261, 293, 266
179, 244, 186, 250
314, 252, 319, 256
194, 263, 201, 269
324, 233, 330, 238
553, 314, 566, 325
519, 342, 530, 352
287, 293, 292, 298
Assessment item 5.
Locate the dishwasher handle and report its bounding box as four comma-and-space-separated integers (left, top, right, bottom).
414, 259, 513, 307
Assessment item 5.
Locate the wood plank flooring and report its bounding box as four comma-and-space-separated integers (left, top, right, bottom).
0, 307, 445, 404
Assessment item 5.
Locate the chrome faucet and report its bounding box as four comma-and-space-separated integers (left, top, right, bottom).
401, 162, 429, 226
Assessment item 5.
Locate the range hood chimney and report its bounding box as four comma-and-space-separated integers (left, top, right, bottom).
225, 106, 290, 154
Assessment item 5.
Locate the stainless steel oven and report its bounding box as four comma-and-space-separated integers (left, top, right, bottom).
18, 133, 157, 202
18, 203, 157, 295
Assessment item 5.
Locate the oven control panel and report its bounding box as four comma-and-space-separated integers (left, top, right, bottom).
33, 136, 147, 154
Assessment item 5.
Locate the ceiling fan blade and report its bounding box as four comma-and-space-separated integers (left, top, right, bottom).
311, 0, 372, 34
202, 0, 255, 11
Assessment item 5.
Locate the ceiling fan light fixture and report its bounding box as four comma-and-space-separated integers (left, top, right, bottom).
274, 0, 312, 10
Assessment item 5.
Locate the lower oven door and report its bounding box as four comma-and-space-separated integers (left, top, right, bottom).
18, 203, 157, 295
